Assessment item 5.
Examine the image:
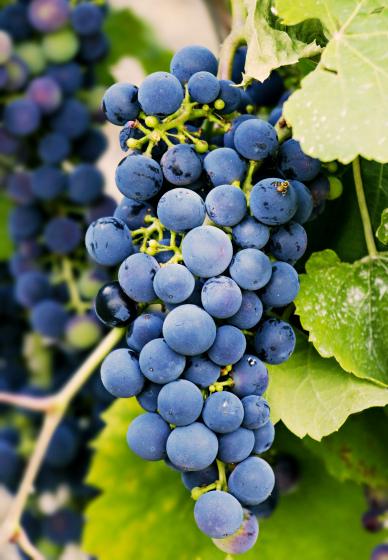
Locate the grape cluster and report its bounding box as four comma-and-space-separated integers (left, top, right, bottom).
84, 43, 332, 553
0, 0, 115, 348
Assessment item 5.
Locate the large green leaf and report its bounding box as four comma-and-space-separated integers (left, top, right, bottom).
243, 0, 322, 83
376, 208, 388, 245
295, 250, 388, 385
305, 408, 388, 488
276, 0, 388, 163
266, 333, 388, 440
97, 9, 172, 85
0, 193, 13, 261
83, 400, 382, 560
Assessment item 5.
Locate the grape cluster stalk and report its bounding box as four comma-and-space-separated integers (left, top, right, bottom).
84, 41, 337, 554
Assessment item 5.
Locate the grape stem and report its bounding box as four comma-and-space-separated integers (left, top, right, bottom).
61, 257, 90, 315
0, 327, 125, 553
352, 157, 377, 256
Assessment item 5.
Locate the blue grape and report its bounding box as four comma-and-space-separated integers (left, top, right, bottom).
46, 62, 82, 94
0, 127, 20, 156
229, 248, 272, 291
212, 509, 259, 554
101, 348, 144, 398
166, 422, 218, 471
75, 128, 107, 162
157, 379, 203, 426
44, 216, 81, 255
250, 178, 298, 225
194, 490, 243, 538
208, 325, 246, 366
182, 225, 233, 278
231, 46, 246, 83
86, 195, 117, 225
254, 318, 296, 364
278, 139, 321, 181
157, 188, 205, 232
260, 262, 299, 308
102, 83, 140, 125
153, 264, 195, 303
28, 0, 69, 32
114, 197, 154, 230
136, 382, 162, 412
0, 426, 20, 446
79, 31, 108, 63
161, 144, 203, 186
42, 508, 82, 546
127, 412, 170, 461
201, 276, 242, 319
218, 427, 255, 464
181, 464, 218, 491
183, 356, 220, 388
242, 396, 270, 429
138, 71, 183, 116
203, 391, 244, 433
291, 180, 313, 224
170, 45, 217, 83
119, 120, 143, 151
250, 488, 278, 518
231, 354, 268, 398
139, 338, 186, 384
228, 456, 275, 505
204, 148, 246, 187
4, 98, 41, 136
228, 290, 263, 329
188, 71, 220, 103
126, 312, 163, 352
247, 72, 284, 106
309, 173, 330, 205
69, 164, 104, 205
232, 216, 270, 250
27, 76, 62, 114
95, 281, 137, 328
234, 118, 278, 161
4, 55, 29, 91
115, 153, 163, 201
0, 440, 22, 490
31, 165, 67, 200
6, 171, 34, 205
15, 270, 50, 308
268, 106, 282, 125
31, 299, 68, 339
45, 423, 78, 467
269, 222, 307, 263
8, 205, 42, 241
253, 421, 275, 453
0, 4, 30, 41
218, 79, 242, 113
70, 2, 103, 36
50, 99, 90, 139
371, 544, 388, 560
223, 114, 256, 149
163, 304, 216, 356
38, 132, 70, 165
118, 253, 159, 302
205, 184, 247, 227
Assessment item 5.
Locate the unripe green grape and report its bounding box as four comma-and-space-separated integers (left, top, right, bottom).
82, 85, 105, 113
66, 315, 102, 350
214, 99, 225, 110
327, 176, 343, 200
16, 42, 46, 75
42, 28, 79, 64
78, 269, 106, 299
325, 161, 338, 173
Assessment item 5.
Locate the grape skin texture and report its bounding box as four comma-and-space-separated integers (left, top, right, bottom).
234, 118, 278, 161
126, 313, 163, 352
163, 304, 216, 356
231, 354, 269, 398
160, 144, 202, 186
218, 428, 255, 464
250, 178, 298, 226
260, 262, 300, 308
278, 139, 321, 182
166, 422, 218, 471
228, 456, 275, 506
182, 225, 233, 278
126, 413, 170, 461
205, 184, 247, 227
100, 349, 144, 398
194, 490, 243, 538
170, 45, 218, 83
201, 276, 242, 319
153, 263, 195, 304
208, 325, 246, 366
218, 80, 242, 114
183, 356, 220, 388
114, 197, 154, 230
254, 318, 296, 364
188, 71, 220, 103
204, 148, 246, 187
94, 282, 136, 328
212, 509, 259, 554
118, 253, 160, 303
229, 248, 272, 291
115, 153, 163, 202
157, 379, 203, 426
202, 391, 244, 434
102, 83, 140, 125
139, 338, 186, 384
232, 216, 270, 250
291, 180, 313, 224
269, 221, 308, 263
31, 299, 68, 339
157, 188, 205, 232
136, 382, 162, 412
242, 396, 270, 429
86, 217, 133, 266
228, 290, 263, 329
138, 71, 183, 117
253, 421, 275, 454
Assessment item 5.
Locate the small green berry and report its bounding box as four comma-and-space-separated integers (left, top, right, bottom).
327, 176, 343, 200
214, 99, 225, 110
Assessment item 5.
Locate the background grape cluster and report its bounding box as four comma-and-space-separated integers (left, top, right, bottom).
85, 43, 339, 554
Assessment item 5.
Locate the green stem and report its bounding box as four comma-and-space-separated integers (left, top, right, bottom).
62, 257, 89, 315
216, 459, 228, 491
243, 160, 261, 200
352, 158, 377, 256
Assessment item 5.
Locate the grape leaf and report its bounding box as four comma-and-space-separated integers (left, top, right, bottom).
294, 250, 388, 385
243, 0, 322, 83
376, 208, 388, 245
266, 332, 388, 440
96, 9, 172, 85
276, 0, 388, 163
304, 408, 388, 488
0, 193, 13, 261
83, 400, 382, 560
